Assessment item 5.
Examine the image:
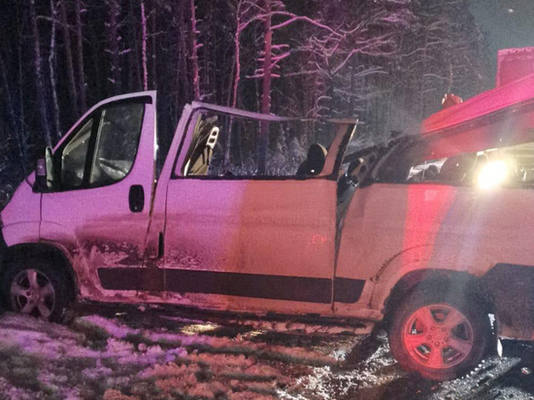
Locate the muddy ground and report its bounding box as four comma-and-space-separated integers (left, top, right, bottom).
0, 303, 533, 400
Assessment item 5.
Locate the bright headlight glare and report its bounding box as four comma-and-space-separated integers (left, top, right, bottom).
477, 160, 508, 190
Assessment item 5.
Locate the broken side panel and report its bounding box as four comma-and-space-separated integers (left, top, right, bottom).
161, 108, 342, 315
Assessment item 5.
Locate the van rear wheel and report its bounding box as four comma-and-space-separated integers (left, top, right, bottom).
2, 259, 69, 322
388, 288, 491, 381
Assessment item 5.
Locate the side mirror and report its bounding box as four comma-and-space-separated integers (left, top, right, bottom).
33, 158, 47, 193
33, 146, 55, 193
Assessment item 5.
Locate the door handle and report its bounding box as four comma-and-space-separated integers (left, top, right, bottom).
129, 185, 144, 212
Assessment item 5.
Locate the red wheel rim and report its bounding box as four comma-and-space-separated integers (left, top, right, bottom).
401, 303, 474, 370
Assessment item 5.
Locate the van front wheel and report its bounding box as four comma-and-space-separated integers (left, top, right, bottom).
388, 289, 491, 381
2, 259, 69, 322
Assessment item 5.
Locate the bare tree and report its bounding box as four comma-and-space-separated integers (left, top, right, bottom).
260, 0, 273, 115
228, 0, 253, 107
189, 0, 201, 100
16, 4, 28, 158
231, 0, 340, 171
106, 0, 122, 93
0, 55, 24, 164
29, 0, 53, 147
0, 0, 488, 191
232, 0, 341, 112
59, 0, 79, 116
140, 0, 148, 91
74, 0, 86, 110
287, 1, 414, 122
48, 0, 61, 139
257, 0, 273, 173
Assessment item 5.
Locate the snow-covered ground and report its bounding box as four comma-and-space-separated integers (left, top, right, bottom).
0, 304, 532, 400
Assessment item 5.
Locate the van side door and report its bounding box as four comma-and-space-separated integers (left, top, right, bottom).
160, 105, 353, 315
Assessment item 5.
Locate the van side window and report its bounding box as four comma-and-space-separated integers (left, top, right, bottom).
59, 102, 144, 190
179, 111, 335, 178
379, 140, 534, 188
89, 103, 144, 186
61, 118, 93, 188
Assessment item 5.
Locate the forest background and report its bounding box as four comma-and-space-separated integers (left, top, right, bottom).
0, 0, 489, 195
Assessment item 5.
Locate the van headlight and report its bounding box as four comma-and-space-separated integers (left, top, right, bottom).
476, 160, 509, 190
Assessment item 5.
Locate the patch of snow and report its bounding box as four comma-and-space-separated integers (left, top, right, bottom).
82, 366, 113, 380
106, 338, 135, 354
2, 307, 531, 400
79, 315, 138, 338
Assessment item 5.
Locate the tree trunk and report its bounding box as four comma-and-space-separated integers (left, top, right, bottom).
261, 3, 272, 115
127, 0, 141, 91
16, 5, 27, 156
258, 0, 272, 174
141, 1, 148, 91
48, 0, 61, 139
150, 1, 157, 90
230, 1, 242, 108
74, 0, 86, 111
107, 0, 122, 93
190, 0, 201, 100
29, 0, 53, 147
0, 55, 24, 165
60, 0, 79, 117
178, 2, 190, 104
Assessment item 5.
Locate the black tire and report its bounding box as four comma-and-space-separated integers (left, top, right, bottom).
1, 258, 70, 322
388, 287, 492, 381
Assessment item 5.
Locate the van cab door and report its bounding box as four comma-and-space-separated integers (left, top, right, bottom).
40, 91, 159, 301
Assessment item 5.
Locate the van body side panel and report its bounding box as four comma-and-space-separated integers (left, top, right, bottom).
2, 223, 40, 247
336, 182, 534, 336
1, 180, 41, 246
162, 179, 337, 315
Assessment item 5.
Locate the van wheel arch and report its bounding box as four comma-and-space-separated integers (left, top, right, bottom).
382, 269, 494, 329
1, 243, 77, 304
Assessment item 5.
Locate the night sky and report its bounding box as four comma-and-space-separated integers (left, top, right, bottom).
470, 0, 534, 83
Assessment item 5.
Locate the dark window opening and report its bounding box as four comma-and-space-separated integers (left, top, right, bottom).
179, 110, 337, 179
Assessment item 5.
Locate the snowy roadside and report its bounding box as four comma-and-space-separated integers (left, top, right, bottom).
0, 305, 364, 400
0, 304, 532, 400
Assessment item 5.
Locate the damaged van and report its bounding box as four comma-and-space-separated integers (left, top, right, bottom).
3, 71, 534, 380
